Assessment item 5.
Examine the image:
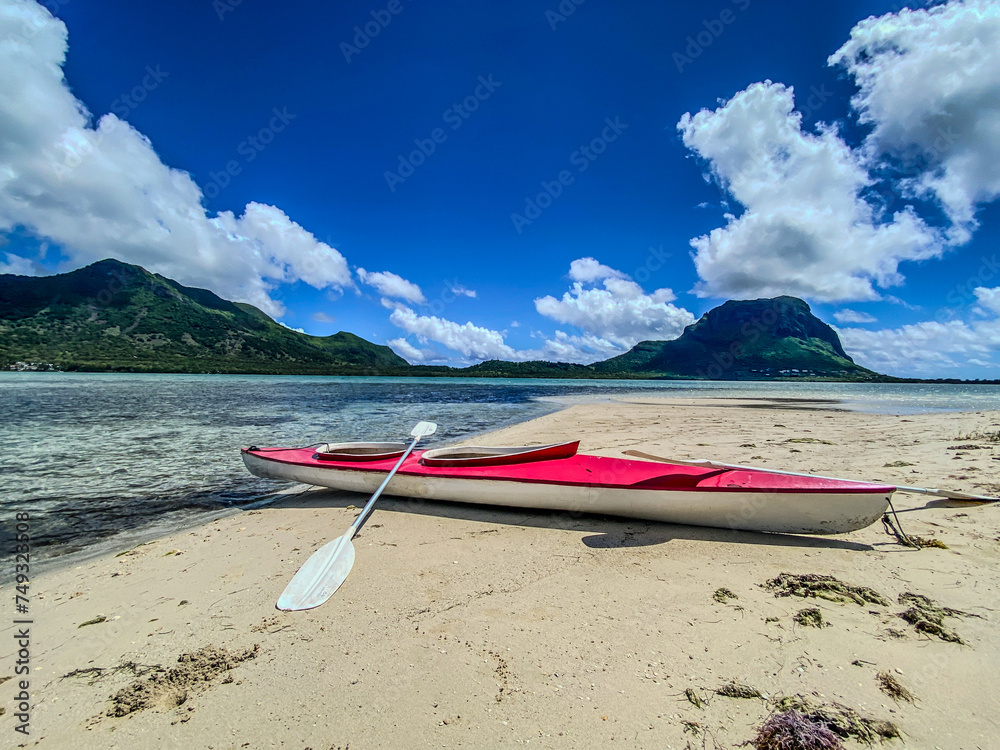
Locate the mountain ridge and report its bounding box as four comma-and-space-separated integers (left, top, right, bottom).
0, 258, 936, 382
0, 259, 407, 374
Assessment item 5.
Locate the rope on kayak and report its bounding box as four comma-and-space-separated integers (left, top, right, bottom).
881, 497, 920, 549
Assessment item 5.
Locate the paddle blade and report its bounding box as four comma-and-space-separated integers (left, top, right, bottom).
933, 490, 1000, 502
276, 532, 356, 611
411, 420, 437, 438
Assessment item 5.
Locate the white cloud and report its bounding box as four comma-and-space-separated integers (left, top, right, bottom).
0, 251, 43, 275
839, 320, 993, 375
386, 303, 517, 360
447, 282, 477, 298
678, 82, 942, 302
386, 337, 428, 363
974, 286, 1000, 315
310, 311, 336, 323
567, 257, 627, 284
0, 0, 351, 318
833, 309, 877, 324
535, 259, 695, 349
839, 287, 1000, 375
357, 268, 426, 304
533, 330, 624, 363
380, 259, 696, 366
830, 0, 1000, 241
279, 323, 306, 334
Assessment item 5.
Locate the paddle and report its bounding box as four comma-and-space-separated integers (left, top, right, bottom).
622, 450, 1000, 503
276, 420, 438, 611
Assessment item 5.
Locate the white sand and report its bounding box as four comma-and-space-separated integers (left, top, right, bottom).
6, 397, 1000, 748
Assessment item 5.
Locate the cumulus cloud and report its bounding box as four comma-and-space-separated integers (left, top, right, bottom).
839, 287, 1000, 375
383, 258, 696, 366
833, 309, 877, 325
447, 282, 477, 298
0, 251, 44, 275
0, 0, 351, 317
567, 257, 627, 284
679, 1, 1000, 304
386, 303, 517, 360
386, 337, 428, 363
975, 286, 1000, 316
535, 258, 695, 349
678, 82, 942, 302
830, 0, 1000, 241
357, 268, 426, 304
532, 330, 624, 363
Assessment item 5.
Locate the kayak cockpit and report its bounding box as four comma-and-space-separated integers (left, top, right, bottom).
420, 440, 580, 467
314, 442, 408, 461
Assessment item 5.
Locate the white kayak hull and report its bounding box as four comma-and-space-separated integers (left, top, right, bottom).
243, 452, 891, 535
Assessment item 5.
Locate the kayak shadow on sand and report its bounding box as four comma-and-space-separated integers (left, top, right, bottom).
269, 485, 873, 552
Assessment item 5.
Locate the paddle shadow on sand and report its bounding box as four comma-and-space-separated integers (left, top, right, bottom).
270, 485, 873, 552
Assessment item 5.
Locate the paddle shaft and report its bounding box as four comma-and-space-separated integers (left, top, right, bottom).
622, 450, 999, 502
350, 431, 427, 536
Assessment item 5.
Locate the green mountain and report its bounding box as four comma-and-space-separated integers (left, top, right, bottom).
0, 259, 407, 373
593, 296, 878, 380
0, 262, 883, 380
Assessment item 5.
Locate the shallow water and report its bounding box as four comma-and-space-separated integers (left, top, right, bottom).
2, 373, 998, 561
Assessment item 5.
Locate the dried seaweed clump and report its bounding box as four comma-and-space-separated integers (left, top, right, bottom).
911, 537, 948, 549
897, 592, 970, 644
684, 687, 705, 709
714, 587, 739, 603
751, 710, 844, 750
876, 672, 916, 704
774, 695, 901, 744
764, 573, 889, 607
793, 608, 827, 628
716, 681, 764, 699
108, 644, 259, 717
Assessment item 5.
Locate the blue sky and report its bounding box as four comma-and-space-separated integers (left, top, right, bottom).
2, 0, 1000, 377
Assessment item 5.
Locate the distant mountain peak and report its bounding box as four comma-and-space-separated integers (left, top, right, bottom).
594, 295, 874, 380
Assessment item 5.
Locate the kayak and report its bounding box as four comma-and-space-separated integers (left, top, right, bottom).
243, 442, 892, 535
242, 440, 893, 535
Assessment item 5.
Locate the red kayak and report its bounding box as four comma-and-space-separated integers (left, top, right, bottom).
242, 440, 893, 535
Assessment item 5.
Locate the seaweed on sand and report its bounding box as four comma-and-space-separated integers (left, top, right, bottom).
773, 695, 901, 744
876, 672, 916, 704
911, 536, 948, 549
716, 681, 765, 699
897, 592, 974, 644
685, 687, 705, 709
714, 587, 739, 603
751, 710, 844, 750
793, 608, 826, 628
764, 573, 889, 607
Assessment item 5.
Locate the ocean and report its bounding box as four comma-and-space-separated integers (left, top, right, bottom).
3, 373, 999, 567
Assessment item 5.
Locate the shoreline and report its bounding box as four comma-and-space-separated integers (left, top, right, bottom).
7, 398, 1000, 748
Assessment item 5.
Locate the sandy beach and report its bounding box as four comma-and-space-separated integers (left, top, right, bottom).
6, 397, 1000, 749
